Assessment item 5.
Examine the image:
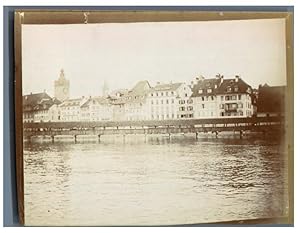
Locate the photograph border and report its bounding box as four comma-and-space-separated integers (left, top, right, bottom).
13, 8, 294, 226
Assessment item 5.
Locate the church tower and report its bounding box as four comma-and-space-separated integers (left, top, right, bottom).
54, 69, 70, 101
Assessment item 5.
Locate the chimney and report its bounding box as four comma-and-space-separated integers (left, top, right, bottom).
191, 81, 194, 88
220, 76, 224, 84
235, 75, 240, 82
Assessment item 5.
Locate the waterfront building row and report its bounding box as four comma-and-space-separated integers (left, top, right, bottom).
23, 75, 258, 123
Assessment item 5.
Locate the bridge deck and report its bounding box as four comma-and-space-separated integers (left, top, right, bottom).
23, 117, 286, 140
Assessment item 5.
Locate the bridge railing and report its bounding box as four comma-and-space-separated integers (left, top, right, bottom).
23, 116, 285, 130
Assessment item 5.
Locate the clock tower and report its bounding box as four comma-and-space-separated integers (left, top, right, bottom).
54, 69, 70, 101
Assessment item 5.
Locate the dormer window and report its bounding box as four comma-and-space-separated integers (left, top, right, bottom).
207, 89, 212, 93
234, 86, 238, 92
198, 89, 203, 94
226, 87, 232, 92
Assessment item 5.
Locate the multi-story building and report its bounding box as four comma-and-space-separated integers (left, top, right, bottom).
108, 89, 128, 121
123, 81, 151, 121
23, 92, 61, 123
191, 77, 220, 118
59, 97, 87, 122
256, 84, 286, 117
80, 96, 113, 121
146, 82, 193, 120
191, 75, 254, 118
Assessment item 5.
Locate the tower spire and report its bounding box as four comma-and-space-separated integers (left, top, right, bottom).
59, 68, 65, 80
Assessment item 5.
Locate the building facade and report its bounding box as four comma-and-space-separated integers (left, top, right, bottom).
80, 96, 113, 121
23, 92, 61, 123
146, 82, 193, 120
122, 81, 151, 121
256, 84, 286, 117
59, 97, 87, 122
191, 75, 254, 118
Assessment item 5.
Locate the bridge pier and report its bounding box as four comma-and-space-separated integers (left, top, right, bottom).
98, 134, 101, 142
74, 135, 77, 143
195, 132, 198, 139
215, 131, 219, 138
51, 135, 55, 143
239, 130, 243, 138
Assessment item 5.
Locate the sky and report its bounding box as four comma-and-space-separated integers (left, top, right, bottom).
22, 18, 287, 98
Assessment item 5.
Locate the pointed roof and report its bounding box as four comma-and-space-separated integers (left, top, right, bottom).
151, 82, 183, 92
23, 92, 51, 106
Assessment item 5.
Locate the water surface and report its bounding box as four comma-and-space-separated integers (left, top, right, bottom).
24, 134, 289, 226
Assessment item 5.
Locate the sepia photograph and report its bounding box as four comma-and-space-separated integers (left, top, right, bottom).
15, 10, 293, 226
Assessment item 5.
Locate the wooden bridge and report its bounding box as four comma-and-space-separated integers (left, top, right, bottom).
23, 116, 286, 142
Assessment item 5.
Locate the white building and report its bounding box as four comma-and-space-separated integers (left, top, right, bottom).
59, 97, 87, 122
191, 75, 254, 118
146, 82, 193, 120
80, 96, 113, 121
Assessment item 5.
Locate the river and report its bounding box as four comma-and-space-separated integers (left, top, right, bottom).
23, 134, 289, 226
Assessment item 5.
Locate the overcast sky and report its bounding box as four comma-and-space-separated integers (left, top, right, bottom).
22, 18, 287, 98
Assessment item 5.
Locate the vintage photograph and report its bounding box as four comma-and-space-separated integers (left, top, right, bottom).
19, 13, 291, 226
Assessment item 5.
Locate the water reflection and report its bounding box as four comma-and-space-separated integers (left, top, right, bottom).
24, 135, 288, 226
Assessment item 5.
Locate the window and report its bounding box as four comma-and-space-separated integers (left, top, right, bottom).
225, 96, 230, 101
220, 104, 224, 109
171, 91, 174, 95
234, 87, 238, 92
151, 93, 154, 97
166, 92, 169, 96
156, 100, 159, 105
207, 89, 212, 93
187, 99, 193, 104
202, 104, 205, 109
166, 99, 169, 104
179, 107, 185, 111
232, 95, 237, 100
185, 93, 188, 97
171, 99, 174, 104
199, 89, 203, 94
238, 103, 243, 108
156, 93, 158, 96
227, 87, 232, 92
187, 106, 193, 111
161, 92, 164, 96
202, 97, 205, 101
161, 100, 164, 104
211, 96, 214, 101
238, 95, 241, 100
